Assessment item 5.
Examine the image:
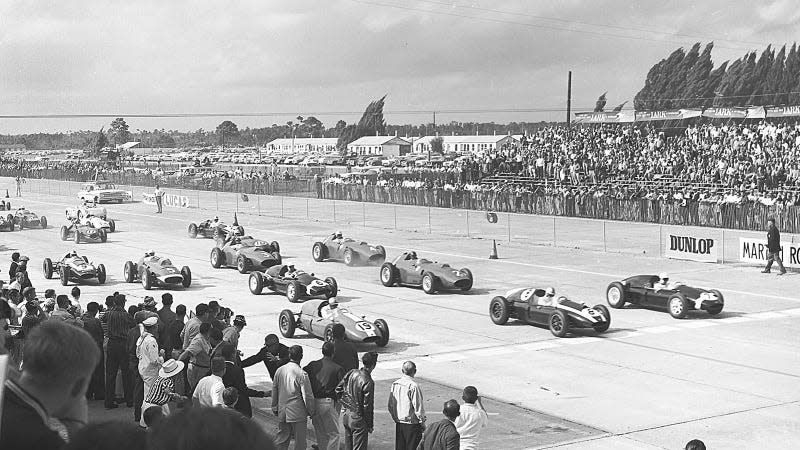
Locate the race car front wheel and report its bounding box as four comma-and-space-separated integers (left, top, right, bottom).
60, 266, 70, 287
181, 266, 192, 288
668, 294, 688, 319
249, 272, 264, 295
123, 261, 136, 283
43, 258, 53, 279
374, 319, 390, 347
286, 281, 301, 303
97, 264, 107, 284
591, 304, 611, 333
312, 242, 326, 262
188, 223, 198, 238
279, 310, 296, 338
489, 297, 510, 325
325, 277, 338, 298
606, 282, 627, 308
549, 310, 570, 338
237, 255, 250, 274
380, 263, 397, 287
422, 273, 438, 294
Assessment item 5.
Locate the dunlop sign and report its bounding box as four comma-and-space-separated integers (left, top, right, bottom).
739, 237, 800, 269
664, 234, 718, 263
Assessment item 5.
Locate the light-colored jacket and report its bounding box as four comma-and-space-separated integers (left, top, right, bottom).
271, 361, 315, 422
388, 375, 426, 425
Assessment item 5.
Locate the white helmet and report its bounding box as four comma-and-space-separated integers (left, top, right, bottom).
659, 272, 669, 281
545, 287, 555, 296
329, 298, 338, 308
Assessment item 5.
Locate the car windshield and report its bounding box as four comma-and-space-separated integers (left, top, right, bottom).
97, 183, 115, 189
160, 259, 172, 267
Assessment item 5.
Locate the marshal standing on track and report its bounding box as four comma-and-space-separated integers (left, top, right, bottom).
762, 218, 786, 275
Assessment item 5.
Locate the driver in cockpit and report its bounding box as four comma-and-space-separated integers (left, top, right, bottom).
653, 272, 678, 291
405, 251, 418, 261
330, 230, 344, 244
210, 216, 221, 226
320, 298, 340, 320
144, 250, 156, 260
538, 287, 557, 307
226, 226, 243, 247
64, 249, 79, 260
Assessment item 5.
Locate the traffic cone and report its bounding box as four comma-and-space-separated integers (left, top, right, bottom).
5, 189, 8, 198
489, 239, 498, 260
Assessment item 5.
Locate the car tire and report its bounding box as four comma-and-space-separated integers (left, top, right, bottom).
271, 241, 280, 253
59, 266, 70, 286
380, 262, 397, 287
237, 255, 249, 274
606, 282, 627, 308
325, 277, 338, 298
286, 281, 301, 303
312, 242, 325, 262
210, 247, 224, 268
374, 245, 386, 264
74, 229, 80, 243
343, 248, 355, 266
249, 272, 264, 295
323, 325, 334, 343
591, 304, 611, 333
60, 225, 68, 241
108, 219, 115, 233
188, 223, 198, 238
460, 268, 473, 291
668, 293, 688, 319
422, 272, 437, 294
43, 258, 53, 279
374, 319, 390, 347
124, 261, 135, 283
97, 264, 107, 284
40, 216, 47, 229
99, 229, 107, 243
708, 290, 724, 316
489, 296, 510, 325
142, 268, 153, 290
279, 310, 296, 338
181, 266, 192, 288
549, 310, 570, 338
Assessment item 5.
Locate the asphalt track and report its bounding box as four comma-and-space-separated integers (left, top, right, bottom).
5, 177, 800, 449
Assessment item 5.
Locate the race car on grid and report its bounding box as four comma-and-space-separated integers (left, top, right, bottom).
311, 232, 386, 266
379, 251, 473, 294
278, 299, 390, 347
210, 235, 282, 273
248, 264, 338, 302
489, 287, 611, 337
43, 251, 107, 286
13, 208, 47, 229
606, 274, 724, 319
123, 251, 192, 290
188, 216, 244, 240
0, 213, 15, 231
60, 220, 108, 243
65, 204, 116, 232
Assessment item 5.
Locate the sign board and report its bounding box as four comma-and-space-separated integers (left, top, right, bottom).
141, 192, 189, 208
739, 237, 800, 268
664, 233, 718, 263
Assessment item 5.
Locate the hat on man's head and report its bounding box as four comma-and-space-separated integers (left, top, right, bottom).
18, 256, 29, 262
142, 316, 158, 327
143, 296, 157, 308
233, 315, 246, 326
158, 359, 185, 378
134, 310, 158, 323
22, 287, 35, 297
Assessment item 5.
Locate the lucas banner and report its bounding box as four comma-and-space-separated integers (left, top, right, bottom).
664, 233, 718, 263
142, 192, 189, 208
739, 237, 800, 268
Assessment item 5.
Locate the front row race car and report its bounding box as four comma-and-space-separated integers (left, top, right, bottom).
123, 251, 192, 290
60, 221, 108, 243
311, 232, 386, 266
248, 264, 338, 302
489, 287, 611, 337
43, 252, 107, 286
380, 251, 473, 294
14, 208, 47, 229
210, 235, 282, 273
606, 274, 724, 319
278, 299, 390, 347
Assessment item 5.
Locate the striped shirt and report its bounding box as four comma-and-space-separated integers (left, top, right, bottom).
145, 377, 175, 405
102, 307, 133, 340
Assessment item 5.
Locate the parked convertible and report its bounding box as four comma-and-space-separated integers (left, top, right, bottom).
278, 299, 390, 347
210, 235, 282, 273
188, 216, 244, 239
43, 252, 107, 286
380, 251, 473, 294
123, 251, 192, 290
606, 273, 724, 319
13, 208, 47, 229
489, 287, 611, 337
60, 221, 108, 243
248, 264, 337, 302
312, 232, 386, 266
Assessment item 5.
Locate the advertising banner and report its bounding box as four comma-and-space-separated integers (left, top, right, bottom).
635, 109, 702, 121
573, 111, 635, 123
664, 232, 718, 263
766, 105, 800, 118
141, 192, 189, 208
701, 107, 748, 119
739, 237, 800, 268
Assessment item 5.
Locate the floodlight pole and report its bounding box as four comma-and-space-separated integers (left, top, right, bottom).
566, 71, 572, 127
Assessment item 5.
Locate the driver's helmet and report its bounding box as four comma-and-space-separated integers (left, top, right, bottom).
287, 264, 296, 273
328, 298, 338, 309
213, 216, 219, 222
145, 250, 156, 257
658, 272, 669, 284
545, 287, 556, 297
70, 250, 78, 257
407, 251, 418, 260
334, 230, 343, 239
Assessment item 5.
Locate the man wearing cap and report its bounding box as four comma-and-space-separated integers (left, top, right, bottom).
242, 333, 291, 380
137, 316, 163, 425
142, 359, 186, 422
223, 314, 246, 354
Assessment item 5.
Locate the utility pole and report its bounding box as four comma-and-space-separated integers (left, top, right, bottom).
566, 71, 572, 127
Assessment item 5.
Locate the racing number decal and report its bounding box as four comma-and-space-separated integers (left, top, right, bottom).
520, 289, 535, 302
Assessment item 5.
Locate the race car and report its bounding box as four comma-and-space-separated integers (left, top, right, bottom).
43, 252, 107, 286
66, 203, 108, 220
60, 221, 108, 243
489, 288, 611, 337
187, 215, 244, 240
13, 208, 47, 229
278, 299, 389, 347
210, 235, 282, 273
311, 232, 386, 266
0, 213, 15, 231
248, 264, 338, 302
123, 252, 192, 290
65, 204, 116, 232
379, 251, 473, 294
606, 274, 724, 319
77, 180, 132, 203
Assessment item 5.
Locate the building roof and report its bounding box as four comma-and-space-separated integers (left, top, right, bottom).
117, 141, 141, 150
414, 135, 517, 145
267, 137, 339, 146
347, 136, 411, 146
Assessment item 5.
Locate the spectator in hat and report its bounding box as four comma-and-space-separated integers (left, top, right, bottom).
219, 342, 267, 418
223, 314, 246, 353
193, 356, 227, 408
82, 302, 105, 401
453, 386, 488, 450
242, 333, 290, 381
418, 400, 461, 450
137, 316, 163, 425
142, 359, 187, 421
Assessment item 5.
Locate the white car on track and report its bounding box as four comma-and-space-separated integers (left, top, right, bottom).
66, 203, 116, 232
76, 180, 132, 204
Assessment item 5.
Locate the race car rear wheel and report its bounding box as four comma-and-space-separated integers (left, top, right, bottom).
181, 266, 192, 288
380, 263, 397, 287
286, 281, 301, 303
489, 297, 510, 325
422, 273, 437, 294
74, 229, 81, 244
249, 272, 264, 295
374, 245, 386, 264
606, 282, 627, 308
108, 219, 116, 233
99, 229, 107, 243
43, 258, 53, 279
60, 225, 68, 241
325, 277, 338, 298
60, 266, 71, 287
142, 268, 153, 290
188, 223, 198, 238
279, 310, 296, 338
549, 310, 570, 338
591, 304, 611, 333
210, 247, 224, 268
668, 293, 688, 319
271, 241, 280, 253
40, 216, 47, 229
343, 249, 355, 266
97, 264, 107, 284
374, 319, 390, 347
236, 255, 249, 274
707, 290, 724, 316
312, 242, 326, 262
124, 261, 136, 282
460, 268, 473, 291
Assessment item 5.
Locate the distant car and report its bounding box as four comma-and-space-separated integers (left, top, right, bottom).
379, 252, 473, 294
210, 235, 282, 273
60, 221, 108, 243
489, 288, 611, 337
0, 213, 15, 231
606, 275, 724, 319
76, 214, 116, 232
278, 299, 389, 347
312, 234, 386, 266
13, 208, 47, 229
77, 180, 132, 204
66, 203, 108, 220
248, 264, 338, 302
187, 218, 244, 240
43, 253, 107, 286
123, 254, 192, 290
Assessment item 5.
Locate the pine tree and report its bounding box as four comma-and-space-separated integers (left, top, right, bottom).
664, 43, 701, 108
336, 95, 387, 151
783, 43, 800, 104
746, 46, 775, 105
702, 60, 728, 108
681, 42, 714, 108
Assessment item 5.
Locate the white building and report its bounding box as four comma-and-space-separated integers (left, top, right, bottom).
266, 137, 339, 154
412, 135, 519, 155
347, 136, 411, 157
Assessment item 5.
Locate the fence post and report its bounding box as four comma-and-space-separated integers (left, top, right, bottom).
603, 220, 607, 253
553, 216, 557, 247
281, 196, 284, 219
466, 211, 470, 237
306, 198, 309, 221
720, 229, 725, 264
428, 207, 431, 234
507, 213, 511, 242
363, 202, 366, 228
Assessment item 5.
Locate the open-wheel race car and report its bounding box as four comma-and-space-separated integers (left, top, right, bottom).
60, 221, 108, 243
123, 252, 192, 290
188, 216, 244, 240
248, 264, 338, 302
13, 208, 47, 229
210, 235, 282, 273
312, 232, 386, 266
489, 287, 611, 337
380, 251, 473, 294
278, 299, 390, 347
66, 204, 116, 232
606, 274, 724, 319
43, 252, 107, 286
0, 213, 15, 231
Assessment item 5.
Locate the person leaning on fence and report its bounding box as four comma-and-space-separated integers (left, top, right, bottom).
762, 218, 786, 275
154, 184, 164, 213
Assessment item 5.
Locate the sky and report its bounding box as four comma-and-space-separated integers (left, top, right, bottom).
1, 0, 799, 134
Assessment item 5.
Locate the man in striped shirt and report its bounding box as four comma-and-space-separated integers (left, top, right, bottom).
102, 295, 134, 409
142, 359, 186, 420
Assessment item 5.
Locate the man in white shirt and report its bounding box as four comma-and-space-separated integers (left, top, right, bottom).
192, 357, 226, 407
388, 361, 426, 450
454, 386, 488, 450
